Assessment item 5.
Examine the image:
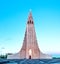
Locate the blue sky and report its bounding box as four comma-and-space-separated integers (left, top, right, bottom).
0, 0, 60, 57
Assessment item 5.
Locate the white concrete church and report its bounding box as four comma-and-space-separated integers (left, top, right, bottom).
7, 11, 52, 59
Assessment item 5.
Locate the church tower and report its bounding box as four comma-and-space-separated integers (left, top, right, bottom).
20, 11, 40, 59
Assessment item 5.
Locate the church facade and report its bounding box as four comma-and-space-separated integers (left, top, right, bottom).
7, 11, 52, 59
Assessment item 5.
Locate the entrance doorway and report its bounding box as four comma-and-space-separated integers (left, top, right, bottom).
29, 49, 32, 59
29, 55, 31, 59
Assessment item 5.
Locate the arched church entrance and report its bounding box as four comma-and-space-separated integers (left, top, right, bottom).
29, 49, 32, 59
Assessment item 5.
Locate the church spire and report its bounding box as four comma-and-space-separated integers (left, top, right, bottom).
27, 10, 34, 24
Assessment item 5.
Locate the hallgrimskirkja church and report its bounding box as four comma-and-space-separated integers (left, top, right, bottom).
7, 11, 52, 59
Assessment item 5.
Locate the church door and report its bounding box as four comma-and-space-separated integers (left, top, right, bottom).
29, 55, 31, 59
